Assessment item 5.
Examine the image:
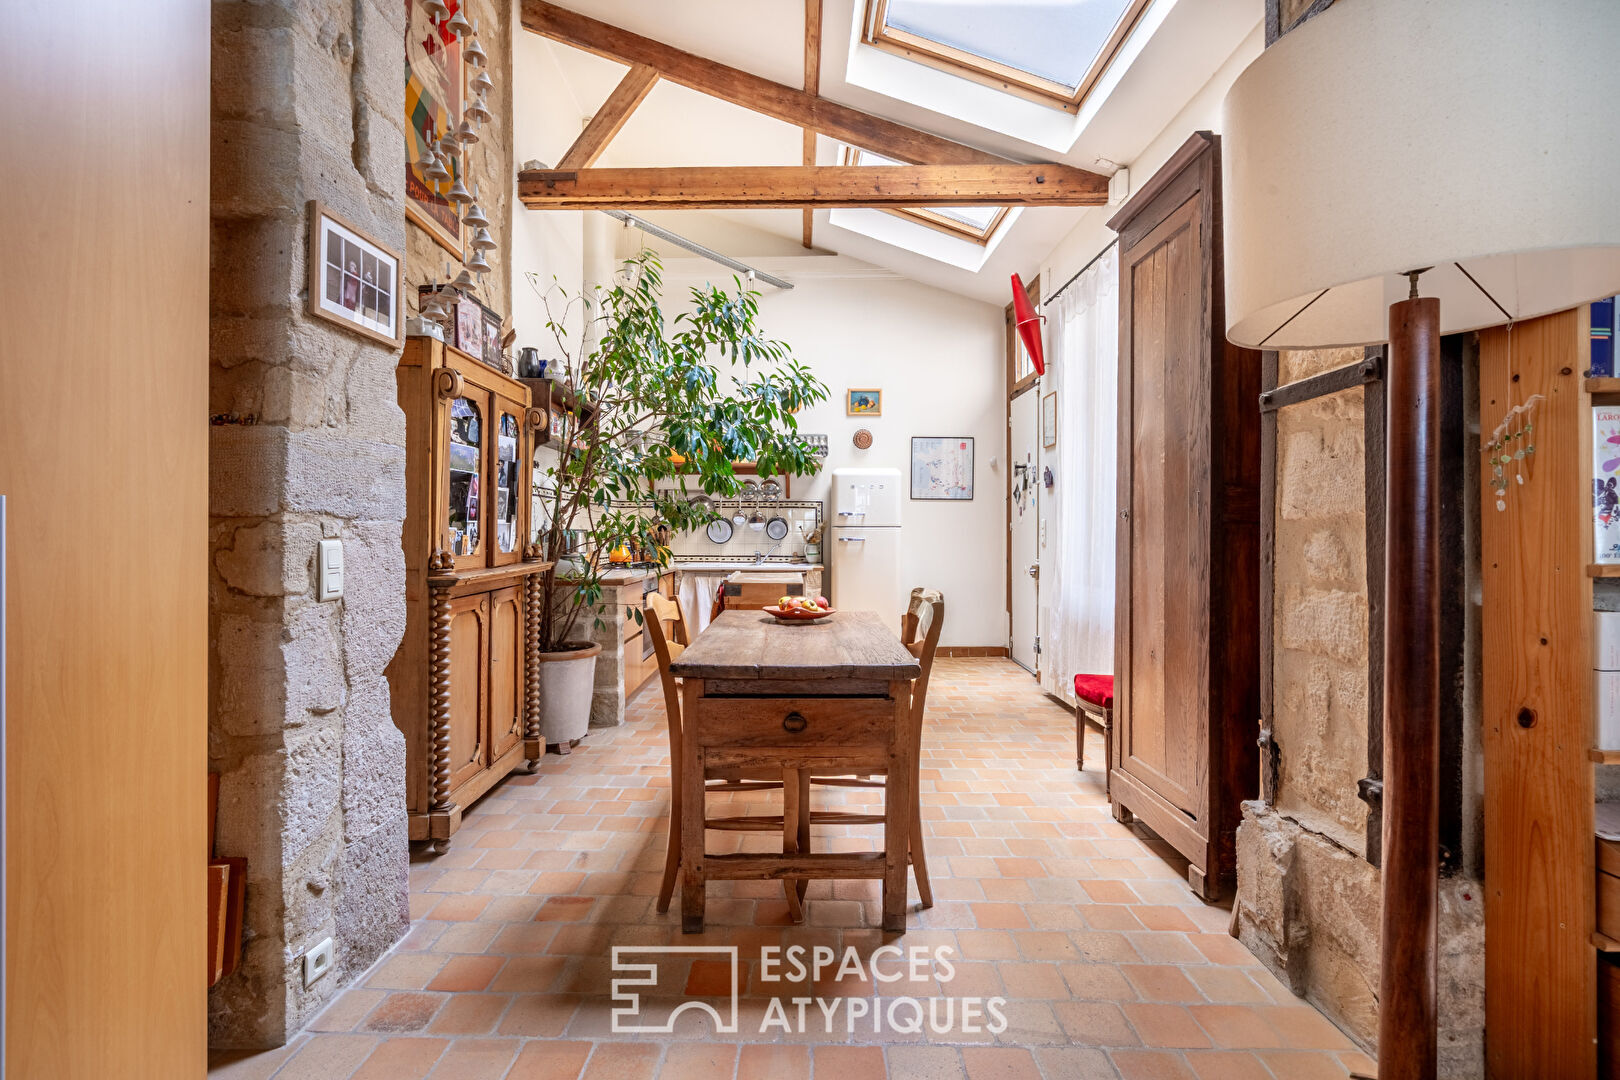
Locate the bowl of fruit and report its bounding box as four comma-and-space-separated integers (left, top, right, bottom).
766, 595, 834, 621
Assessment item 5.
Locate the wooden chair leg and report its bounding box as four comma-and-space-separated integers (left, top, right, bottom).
1077, 710, 1085, 771
909, 810, 933, 909
795, 770, 811, 902
657, 792, 681, 913
782, 768, 805, 922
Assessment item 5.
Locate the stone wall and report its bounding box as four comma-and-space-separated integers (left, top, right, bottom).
1235, 348, 1485, 1077
209, 0, 411, 1047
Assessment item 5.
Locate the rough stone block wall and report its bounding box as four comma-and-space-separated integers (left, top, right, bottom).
209, 0, 411, 1047
1236, 348, 1484, 1077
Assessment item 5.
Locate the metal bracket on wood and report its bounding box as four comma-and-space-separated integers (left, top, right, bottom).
1356, 776, 1383, 806
1257, 354, 1383, 413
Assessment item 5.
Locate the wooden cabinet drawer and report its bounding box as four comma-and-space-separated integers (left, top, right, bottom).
689, 696, 894, 749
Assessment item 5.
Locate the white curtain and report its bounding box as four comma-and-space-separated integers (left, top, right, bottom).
1040, 245, 1119, 702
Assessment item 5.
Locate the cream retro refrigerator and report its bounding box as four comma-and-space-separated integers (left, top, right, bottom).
830, 467, 906, 618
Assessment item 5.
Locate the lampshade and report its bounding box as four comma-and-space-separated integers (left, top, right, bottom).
1221, 0, 1620, 350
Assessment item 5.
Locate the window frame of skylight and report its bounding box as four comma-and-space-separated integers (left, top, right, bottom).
862, 0, 1153, 114
842, 147, 1010, 244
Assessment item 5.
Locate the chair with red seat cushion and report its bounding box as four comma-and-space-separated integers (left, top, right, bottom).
1072, 674, 1115, 783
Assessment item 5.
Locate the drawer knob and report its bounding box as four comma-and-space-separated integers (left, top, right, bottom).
782, 712, 808, 734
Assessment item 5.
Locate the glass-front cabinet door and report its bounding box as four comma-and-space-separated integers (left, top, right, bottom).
446, 392, 487, 569
491, 396, 524, 566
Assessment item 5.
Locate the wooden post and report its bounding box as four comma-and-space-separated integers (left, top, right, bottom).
523, 562, 544, 770
427, 551, 459, 854
1378, 294, 1441, 1079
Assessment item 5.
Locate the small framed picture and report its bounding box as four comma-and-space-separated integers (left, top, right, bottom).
1042, 392, 1058, 449
307, 201, 401, 346
481, 306, 505, 371
847, 388, 882, 416
454, 296, 483, 357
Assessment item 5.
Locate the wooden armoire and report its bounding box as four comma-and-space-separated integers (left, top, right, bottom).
388, 336, 553, 852
1106, 132, 1261, 899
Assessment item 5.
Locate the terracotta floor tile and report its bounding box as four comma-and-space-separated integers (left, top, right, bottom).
426, 956, 504, 993
351, 1037, 450, 1080
583, 1042, 661, 1080
209, 661, 1360, 1080
1183, 1050, 1273, 1080
1110, 1049, 1198, 1080
423, 1037, 519, 1078
1122, 1004, 1213, 1049
362, 993, 445, 1034
507, 1039, 592, 1080
737, 1044, 810, 1080
661, 1041, 740, 1080
812, 1045, 887, 1080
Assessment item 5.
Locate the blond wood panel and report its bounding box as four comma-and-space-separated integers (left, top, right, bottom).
488, 586, 524, 761
0, 2, 207, 1074
1479, 310, 1596, 1079
447, 595, 489, 792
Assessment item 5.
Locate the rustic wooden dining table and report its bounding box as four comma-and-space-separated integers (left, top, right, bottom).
668, 609, 923, 933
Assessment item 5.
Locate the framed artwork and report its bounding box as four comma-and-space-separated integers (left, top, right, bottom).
910, 437, 974, 501
453, 296, 483, 357
1042, 392, 1057, 448
847, 388, 883, 416
481, 307, 505, 371
405, 0, 466, 259
307, 201, 401, 346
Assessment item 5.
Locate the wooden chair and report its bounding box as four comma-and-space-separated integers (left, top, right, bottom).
644, 595, 808, 918
806, 587, 944, 909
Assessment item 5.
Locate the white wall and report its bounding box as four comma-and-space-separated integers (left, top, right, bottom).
663, 255, 1007, 648
511, 15, 588, 356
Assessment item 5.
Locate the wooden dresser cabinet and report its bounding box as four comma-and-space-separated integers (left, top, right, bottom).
387, 337, 553, 852
1106, 132, 1261, 899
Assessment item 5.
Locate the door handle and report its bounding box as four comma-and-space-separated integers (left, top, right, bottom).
1028, 564, 1039, 578
837, 536, 866, 543
782, 712, 808, 734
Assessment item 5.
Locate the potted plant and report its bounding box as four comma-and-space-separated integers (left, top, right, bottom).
525, 249, 828, 743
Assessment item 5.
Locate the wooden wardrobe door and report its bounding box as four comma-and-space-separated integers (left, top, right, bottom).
1121, 191, 1208, 817
447, 592, 490, 791
488, 585, 524, 760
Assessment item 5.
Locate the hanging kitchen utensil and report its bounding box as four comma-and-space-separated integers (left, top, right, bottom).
741, 480, 761, 500
760, 479, 781, 501
731, 506, 748, 526
765, 515, 789, 541
705, 518, 733, 544
748, 511, 766, 532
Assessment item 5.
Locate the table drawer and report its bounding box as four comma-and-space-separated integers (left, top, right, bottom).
689, 696, 895, 749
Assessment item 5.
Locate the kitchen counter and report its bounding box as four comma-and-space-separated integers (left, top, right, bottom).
672, 561, 819, 573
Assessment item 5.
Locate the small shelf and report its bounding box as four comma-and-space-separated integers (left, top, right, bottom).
1591, 749, 1620, 764
1597, 932, 1620, 952
1588, 564, 1620, 578
1587, 377, 1620, 397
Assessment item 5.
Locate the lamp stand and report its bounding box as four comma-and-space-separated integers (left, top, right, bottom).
1379, 293, 1442, 1080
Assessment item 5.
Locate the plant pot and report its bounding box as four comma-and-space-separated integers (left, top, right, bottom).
535, 641, 602, 745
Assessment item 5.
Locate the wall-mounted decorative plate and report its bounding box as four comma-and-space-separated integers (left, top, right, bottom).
853, 428, 873, 450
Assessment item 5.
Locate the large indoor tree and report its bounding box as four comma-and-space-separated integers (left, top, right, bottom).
528, 248, 827, 650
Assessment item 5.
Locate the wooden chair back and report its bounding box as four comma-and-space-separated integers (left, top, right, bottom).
644, 594, 686, 765
901, 588, 945, 726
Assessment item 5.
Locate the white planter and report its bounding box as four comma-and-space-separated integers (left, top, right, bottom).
535, 641, 601, 745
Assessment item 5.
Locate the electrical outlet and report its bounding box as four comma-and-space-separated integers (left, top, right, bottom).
303, 937, 334, 988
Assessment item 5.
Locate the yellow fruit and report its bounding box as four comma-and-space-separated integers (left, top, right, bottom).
778, 595, 794, 607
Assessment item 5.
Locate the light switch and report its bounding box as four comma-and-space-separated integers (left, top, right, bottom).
318, 539, 343, 601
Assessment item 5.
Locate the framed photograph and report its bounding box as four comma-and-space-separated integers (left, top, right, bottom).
307, 201, 401, 346
481, 306, 505, 371
847, 388, 883, 416
405, 0, 466, 259
911, 437, 974, 501
453, 296, 483, 358
1042, 392, 1058, 448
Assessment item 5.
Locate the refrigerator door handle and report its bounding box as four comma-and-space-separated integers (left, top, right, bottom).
837, 536, 866, 542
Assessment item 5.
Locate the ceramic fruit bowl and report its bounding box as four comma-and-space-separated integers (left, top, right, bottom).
765, 603, 835, 622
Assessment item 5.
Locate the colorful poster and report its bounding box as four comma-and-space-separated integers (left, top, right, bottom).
1595, 405, 1620, 562
405, 0, 465, 258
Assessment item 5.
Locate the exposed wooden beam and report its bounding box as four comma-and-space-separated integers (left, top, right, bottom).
518, 164, 1109, 210
802, 0, 823, 249
557, 63, 659, 170
521, 0, 1015, 167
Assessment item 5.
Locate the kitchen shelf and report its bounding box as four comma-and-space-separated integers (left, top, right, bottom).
1587, 564, 1620, 578
1586, 377, 1620, 397
1597, 932, 1620, 953
1591, 749, 1620, 764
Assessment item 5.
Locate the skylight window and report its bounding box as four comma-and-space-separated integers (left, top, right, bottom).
863, 0, 1152, 112
845, 148, 1009, 243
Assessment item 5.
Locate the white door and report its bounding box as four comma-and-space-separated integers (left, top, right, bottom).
1010, 386, 1040, 674
831, 526, 905, 621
